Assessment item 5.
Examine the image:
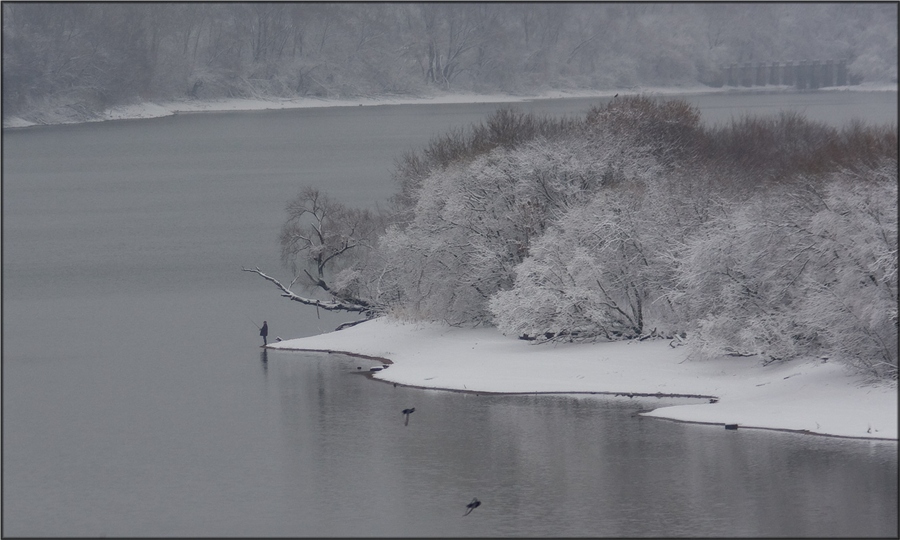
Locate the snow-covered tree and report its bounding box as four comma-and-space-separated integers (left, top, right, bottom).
486, 98, 713, 342
674, 160, 897, 377
673, 192, 818, 361
243, 186, 387, 316
488, 168, 693, 342
377, 117, 663, 325
490, 188, 652, 341
798, 162, 898, 377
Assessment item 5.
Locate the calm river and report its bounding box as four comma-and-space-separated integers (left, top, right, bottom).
3, 90, 897, 537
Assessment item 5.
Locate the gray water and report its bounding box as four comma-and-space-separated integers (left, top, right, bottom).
3, 90, 897, 537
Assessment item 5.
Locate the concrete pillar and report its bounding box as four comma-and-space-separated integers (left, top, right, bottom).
796, 60, 808, 89
727, 64, 738, 86
756, 62, 767, 86
810, 60, 821, 89
742, 62, 753, 86
783, 61, 794, 86
823, 60, 834, 88
770, 62, 781, 85
836, 60, 847, 86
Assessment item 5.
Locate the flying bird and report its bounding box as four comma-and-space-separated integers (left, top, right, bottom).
463, 497, 481, 516
402, 407, 415, 426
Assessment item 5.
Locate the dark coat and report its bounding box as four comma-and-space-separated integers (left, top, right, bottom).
260, 322, 268, 337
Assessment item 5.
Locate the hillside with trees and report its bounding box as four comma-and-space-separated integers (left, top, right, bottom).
3, 3, 897, 123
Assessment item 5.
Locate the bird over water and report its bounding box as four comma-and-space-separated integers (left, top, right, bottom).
464, 497, 481, 516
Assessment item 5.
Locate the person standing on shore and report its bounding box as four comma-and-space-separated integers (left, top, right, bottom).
260, 320, 268, 346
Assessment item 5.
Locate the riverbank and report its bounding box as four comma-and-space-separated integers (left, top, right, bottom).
270, 317, 897, 441
4, 82, 896, 129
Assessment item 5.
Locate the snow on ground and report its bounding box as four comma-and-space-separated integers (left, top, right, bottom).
270, 317, 898, 441
5, 82, 896, 129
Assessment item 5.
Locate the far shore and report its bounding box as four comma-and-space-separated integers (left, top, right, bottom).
4, 82, 897, 129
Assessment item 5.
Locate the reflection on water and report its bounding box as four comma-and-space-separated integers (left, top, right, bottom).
254, 351, 898, 538
3, 92, 897, 537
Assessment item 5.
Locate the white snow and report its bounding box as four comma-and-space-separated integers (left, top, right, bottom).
270, 317, 897, 441
5, 82, 896, 129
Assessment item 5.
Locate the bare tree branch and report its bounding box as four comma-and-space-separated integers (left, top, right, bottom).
241, 266, 373, 314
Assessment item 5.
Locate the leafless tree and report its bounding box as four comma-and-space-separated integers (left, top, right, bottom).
243, 186, 387, 316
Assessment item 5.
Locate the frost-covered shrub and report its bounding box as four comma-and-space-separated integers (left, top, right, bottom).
703, 113, 897, 194
490, 191, 652, 340
390, 107, 579, 215
674, 192, 817, 360
489, 175, 688, 342
676, 160, 898, 376
368, 98, 897, 378
384, 97, 709, 334
584, 95, 706, 168
376, 129, 657, 324
797, 162, 898, 377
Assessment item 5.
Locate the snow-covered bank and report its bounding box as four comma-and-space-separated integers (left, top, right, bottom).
0, 88, 619, 128
270, 317, 897, 441
5, 83, 896, 129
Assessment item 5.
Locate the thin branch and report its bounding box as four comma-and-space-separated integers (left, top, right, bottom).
241, 266, 372, 314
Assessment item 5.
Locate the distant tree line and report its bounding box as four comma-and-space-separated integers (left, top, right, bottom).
248, 96, 897, 379
3, 2, 897, 121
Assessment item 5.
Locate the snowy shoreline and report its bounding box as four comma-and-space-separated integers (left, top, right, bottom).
4, 82, 896, 129
269, 317, 898, 442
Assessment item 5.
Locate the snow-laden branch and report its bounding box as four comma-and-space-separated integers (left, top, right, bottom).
241, 266, 373, 314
